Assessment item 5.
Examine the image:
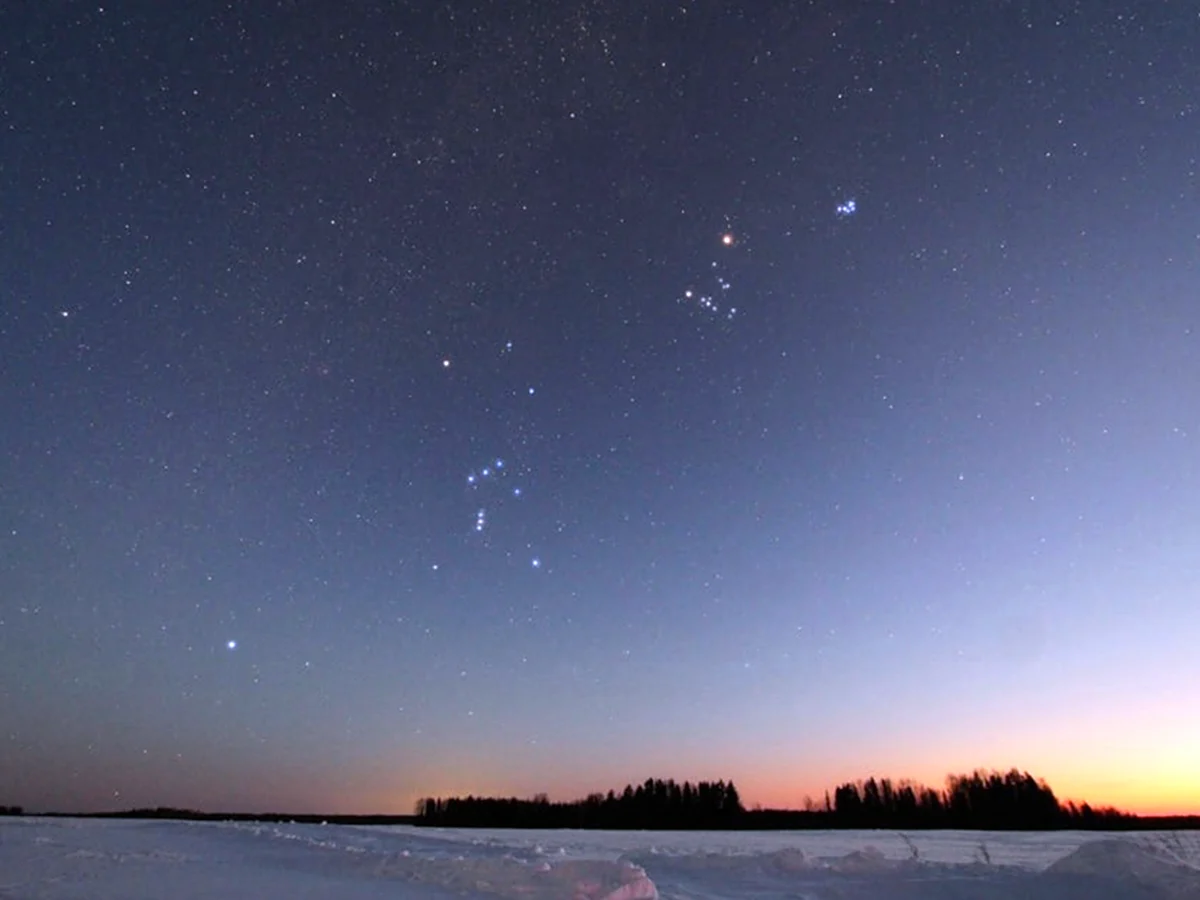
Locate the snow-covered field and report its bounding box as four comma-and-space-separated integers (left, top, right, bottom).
2, 817, 1199, 899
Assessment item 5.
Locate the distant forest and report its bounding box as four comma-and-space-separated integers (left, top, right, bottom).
415, 769, 1145, 831
6, 769, 1196, 830
418, 778, 743, 830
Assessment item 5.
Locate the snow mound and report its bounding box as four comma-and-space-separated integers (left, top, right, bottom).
768, 846, 810, 873
375, 851, 657, 900
828, 845, 894, 873
1043, 839, 1200, 898
623, 838, 1200, 900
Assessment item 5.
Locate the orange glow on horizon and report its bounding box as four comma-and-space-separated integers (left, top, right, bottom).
367, 777, 1200, 820
378, 775, 1199, 820
738, 761, 1200, 819
351, 722, 1200, 819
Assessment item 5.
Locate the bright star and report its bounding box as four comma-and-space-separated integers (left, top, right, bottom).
226, 639, 237, 651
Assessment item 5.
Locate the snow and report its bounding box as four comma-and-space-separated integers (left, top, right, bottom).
2, 817, 1199, 899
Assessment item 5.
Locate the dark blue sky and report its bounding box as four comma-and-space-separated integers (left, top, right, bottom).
2, 1, 1198, 815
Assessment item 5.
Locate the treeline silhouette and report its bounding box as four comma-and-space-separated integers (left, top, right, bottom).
416, 769, 1139, 830
416, 778, 743, 829
0, 805, 23, 815
84, 807, 417, 826
819, 769, 1129, 830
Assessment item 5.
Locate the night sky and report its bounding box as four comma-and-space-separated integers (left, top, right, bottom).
2, 1, 1198, 817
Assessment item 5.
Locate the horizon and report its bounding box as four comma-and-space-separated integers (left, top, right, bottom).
10, 764, 1200, 821
3, 2, 1198, 822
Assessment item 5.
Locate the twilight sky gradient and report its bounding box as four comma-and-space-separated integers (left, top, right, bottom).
2, 2, 1198, 817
